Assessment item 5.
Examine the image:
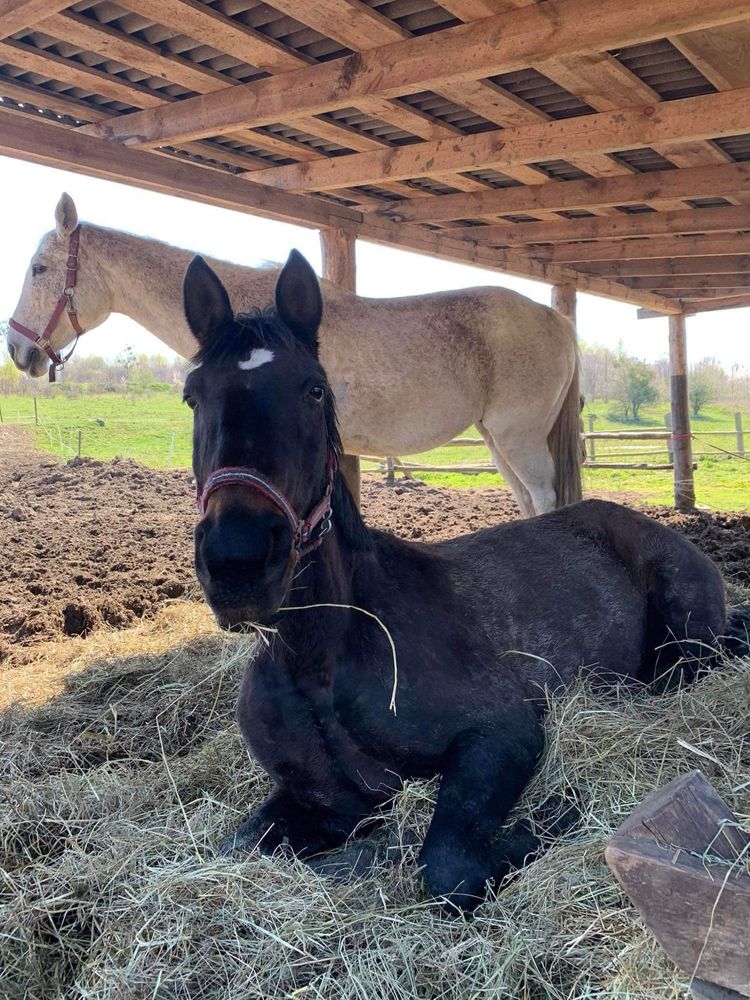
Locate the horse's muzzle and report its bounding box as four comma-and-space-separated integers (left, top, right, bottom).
194, 508, 295, 628
7, 340, 48, 378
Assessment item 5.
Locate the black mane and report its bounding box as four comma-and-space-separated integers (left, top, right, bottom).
191, 307, 303, 368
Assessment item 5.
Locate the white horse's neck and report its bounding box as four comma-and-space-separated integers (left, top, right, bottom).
84, 225, 336, 357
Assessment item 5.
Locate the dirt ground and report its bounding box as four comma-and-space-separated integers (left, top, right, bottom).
1, 426, 748, 658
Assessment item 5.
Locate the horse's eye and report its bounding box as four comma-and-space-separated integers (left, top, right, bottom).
183, 395, 198, 410
31, 263, 46, 276
309, 385, 325, 402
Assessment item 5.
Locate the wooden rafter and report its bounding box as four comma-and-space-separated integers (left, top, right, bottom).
375, 162, 750, 223
247, 88, 750, 192
530, 234, 750, 262
453, 204, 750, 245
625, 274, 750, 288
444, 1, 737, 188
117, 0, 475, 160
0, 105, 357, 229
0, 0, 69, 36
578, 255, 750, 275
684, 293, 750, 312
79, 0, 750, 147
0, 1, 748, 319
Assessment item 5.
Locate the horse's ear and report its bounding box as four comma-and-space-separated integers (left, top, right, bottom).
183, 256, 233, 343
275, 249, 322, 354
55, 193, 78, 237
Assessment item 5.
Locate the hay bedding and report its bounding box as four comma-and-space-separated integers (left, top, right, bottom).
2, 603, 749, 998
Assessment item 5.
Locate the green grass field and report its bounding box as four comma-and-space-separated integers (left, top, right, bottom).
2, 390, 748, 511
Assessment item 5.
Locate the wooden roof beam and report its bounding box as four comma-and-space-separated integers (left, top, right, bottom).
448, 203, 750, 245
579, 255, 750, 275
625, 274, 750, 289
249, 87, 750, 192
79, 0, 750, 147
0, 107, 359, 230
651, 286, 750, 296
443, 2, 736, 200
683, 293, 750, 312
0, 0, 70, 37
374, 161, 750, 224
531, 234, 750, 262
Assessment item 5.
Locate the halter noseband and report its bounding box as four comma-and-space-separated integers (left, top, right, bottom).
8, 225, 86, 383
197, 451, 337, 561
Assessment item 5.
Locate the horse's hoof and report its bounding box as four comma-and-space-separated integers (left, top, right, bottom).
219, 832, 254, 857
308, 828, 418, 882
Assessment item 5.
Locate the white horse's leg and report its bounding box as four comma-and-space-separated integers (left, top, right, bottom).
475, 422, 533, 518
482, 418, 558, 516
498, 433, 557, 516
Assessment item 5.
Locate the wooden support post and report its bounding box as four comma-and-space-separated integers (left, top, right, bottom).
735, 412, 745, 457
320, 226, 360, 507
668, 314, 696, 511
551, 281, 577, 326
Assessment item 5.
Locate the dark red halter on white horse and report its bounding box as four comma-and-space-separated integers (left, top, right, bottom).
8, 225, 85, 382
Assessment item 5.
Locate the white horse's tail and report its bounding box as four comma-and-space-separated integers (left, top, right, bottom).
547, 351, 583, 508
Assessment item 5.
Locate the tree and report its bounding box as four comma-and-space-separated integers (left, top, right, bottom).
689, 359, 724, 416
612, 355, 658, 421
580, 342, 618, 402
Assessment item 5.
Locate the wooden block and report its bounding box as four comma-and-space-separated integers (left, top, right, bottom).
692, 980, 750, 1000
605, 771, 750, 998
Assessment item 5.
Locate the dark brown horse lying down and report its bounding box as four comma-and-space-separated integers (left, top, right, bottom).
182, 251, 739, 913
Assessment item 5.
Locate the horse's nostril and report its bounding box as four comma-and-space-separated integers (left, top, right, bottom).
7, 343, 14, 361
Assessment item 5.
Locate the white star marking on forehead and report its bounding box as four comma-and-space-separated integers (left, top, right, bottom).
238, 348, 274, 371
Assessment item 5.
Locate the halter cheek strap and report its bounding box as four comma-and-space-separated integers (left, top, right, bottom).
197, 451, 336, 561
8, 225, 85, 383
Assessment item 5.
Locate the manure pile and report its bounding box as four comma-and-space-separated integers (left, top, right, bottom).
1, 606, 748, 998
1, 437, 748, 656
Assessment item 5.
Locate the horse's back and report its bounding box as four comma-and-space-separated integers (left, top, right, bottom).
430, 499, 725, 688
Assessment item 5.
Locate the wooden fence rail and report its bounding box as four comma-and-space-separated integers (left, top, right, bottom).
364, 412, 744, 480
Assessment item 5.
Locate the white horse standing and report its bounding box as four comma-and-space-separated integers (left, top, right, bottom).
6, 194, 581, 516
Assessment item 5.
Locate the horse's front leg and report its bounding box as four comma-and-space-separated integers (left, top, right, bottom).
419, 717, 544, 913
220, 787, 359, 859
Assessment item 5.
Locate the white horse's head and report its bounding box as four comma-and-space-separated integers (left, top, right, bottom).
6, 194, 111, 378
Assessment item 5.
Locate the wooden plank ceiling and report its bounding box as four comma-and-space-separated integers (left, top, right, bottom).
1, 0, 750, 315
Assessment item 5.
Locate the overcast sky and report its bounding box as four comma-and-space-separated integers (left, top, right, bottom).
1, 154, 748, 371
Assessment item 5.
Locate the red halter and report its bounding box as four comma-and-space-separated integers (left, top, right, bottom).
197, 451, 337, 561
8, 225, 85, 383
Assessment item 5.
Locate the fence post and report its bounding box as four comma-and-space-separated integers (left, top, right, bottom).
77, 430, 82, 459
0, 405, 3, 423
664, 413, 673, 463
385, 456, 395, 486
167, 432, 176, 469
735, 412, 745, 457
33, 397, 38, 425
587, 414, 596, 461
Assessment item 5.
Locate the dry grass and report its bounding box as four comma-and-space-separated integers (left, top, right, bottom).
1, 607, 749, 1000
